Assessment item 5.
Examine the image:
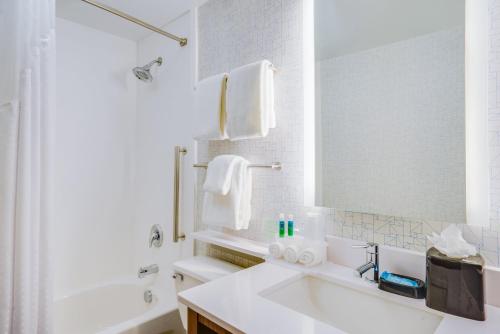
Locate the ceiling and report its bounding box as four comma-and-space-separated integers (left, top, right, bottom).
315, 0, 465, 60
56, 0, 194, 40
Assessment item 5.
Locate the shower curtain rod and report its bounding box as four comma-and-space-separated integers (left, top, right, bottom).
81, 0, 188, 47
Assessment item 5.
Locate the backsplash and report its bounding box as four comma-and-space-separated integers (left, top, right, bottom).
195, 0, 500, 267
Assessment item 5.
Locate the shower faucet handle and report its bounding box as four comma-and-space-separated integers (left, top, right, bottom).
149, 224, 163, 248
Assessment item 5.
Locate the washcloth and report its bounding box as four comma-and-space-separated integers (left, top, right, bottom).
226, 60, 275, 140
202, 156, 252, 230
269, 242, 285, 259
298, 247, 323, 267
194, 73, 228, 140
284, 244, 301, 263
203, 155, 239, 195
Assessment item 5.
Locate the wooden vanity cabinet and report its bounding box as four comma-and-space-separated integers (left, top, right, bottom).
187, 308, 234, 334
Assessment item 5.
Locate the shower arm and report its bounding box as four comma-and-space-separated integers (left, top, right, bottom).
81, 0, 188, 47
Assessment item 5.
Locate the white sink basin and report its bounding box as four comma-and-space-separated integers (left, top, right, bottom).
262, 276, 443, 334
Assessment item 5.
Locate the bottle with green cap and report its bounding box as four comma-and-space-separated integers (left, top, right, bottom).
287, 214, 294, 237
279, 213, 285, 238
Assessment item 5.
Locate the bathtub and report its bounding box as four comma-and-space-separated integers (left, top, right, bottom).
54, 279, 183, 334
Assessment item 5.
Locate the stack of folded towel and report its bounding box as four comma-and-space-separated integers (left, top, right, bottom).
202, 155, 252, 230
268, 239, 326, 267
194, 60, 275, 141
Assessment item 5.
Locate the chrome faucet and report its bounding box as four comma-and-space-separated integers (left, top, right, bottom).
352, 242, 379, 283
138, 264, 159, 278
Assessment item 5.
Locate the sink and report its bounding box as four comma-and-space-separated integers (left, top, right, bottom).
262, 276, 443, 334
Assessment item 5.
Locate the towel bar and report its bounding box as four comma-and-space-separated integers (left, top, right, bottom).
193, 162, 282, 170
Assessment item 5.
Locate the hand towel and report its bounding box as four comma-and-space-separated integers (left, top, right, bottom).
203, 155, 239, 195
202, 156, 252, 230
194, 73, 228, 140
298, 247, 323, 267
269, 242, 285, 259
284, 244, 301, 263
226, 60, 275, 140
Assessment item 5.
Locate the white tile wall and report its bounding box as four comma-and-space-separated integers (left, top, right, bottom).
196, 0, 500, 267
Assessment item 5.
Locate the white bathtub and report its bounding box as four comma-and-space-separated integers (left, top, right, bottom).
54, 279, 183, 334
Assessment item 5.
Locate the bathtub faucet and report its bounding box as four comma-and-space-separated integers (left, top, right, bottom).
138, 264, 159, 278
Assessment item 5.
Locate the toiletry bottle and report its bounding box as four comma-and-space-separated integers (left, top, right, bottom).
287, 214, 294, 237
279, 213, 285, 238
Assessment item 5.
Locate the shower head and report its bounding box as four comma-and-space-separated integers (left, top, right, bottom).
132, 57, 163, 82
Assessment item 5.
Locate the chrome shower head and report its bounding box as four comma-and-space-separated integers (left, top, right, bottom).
132, 57, 163, 82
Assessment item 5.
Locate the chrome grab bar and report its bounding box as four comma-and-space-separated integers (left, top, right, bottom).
173, 146, 187, 242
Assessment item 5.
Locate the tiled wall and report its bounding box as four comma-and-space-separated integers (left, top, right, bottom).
195, 0, 500, 267
195, 0, 308, 243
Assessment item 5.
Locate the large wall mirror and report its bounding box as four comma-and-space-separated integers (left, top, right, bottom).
314, 0, 477, 224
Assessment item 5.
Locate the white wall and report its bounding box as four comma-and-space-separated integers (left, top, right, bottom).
132, 12, 195, 309
54, 18, 137, 297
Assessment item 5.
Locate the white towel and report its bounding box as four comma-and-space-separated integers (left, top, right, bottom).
226, 60, 275, 140
298, 247, 323, 267
202, 156, 252, 230
269, 242, 285, 259
284, 244, 300, 263
203, 155, 239, 195
194, 73, 228, 140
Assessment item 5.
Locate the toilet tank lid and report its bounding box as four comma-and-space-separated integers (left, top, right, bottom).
172, 256, 242, 283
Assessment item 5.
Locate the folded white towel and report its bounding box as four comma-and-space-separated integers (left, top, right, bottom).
269, 242, 285, 259
203, 155, 239, 195
226, 60, 275, 141
202, 156, 252, 230
284, 244, 300, 263
298, 247, 323, 267
194, 73, 228, 140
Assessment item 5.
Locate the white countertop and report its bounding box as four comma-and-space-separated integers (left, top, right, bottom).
178, 260, 500, 334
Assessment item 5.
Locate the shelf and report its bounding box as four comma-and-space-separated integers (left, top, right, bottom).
191, 230, 269, 259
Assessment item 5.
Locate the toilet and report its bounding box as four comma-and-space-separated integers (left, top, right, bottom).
172, 255, 242, 329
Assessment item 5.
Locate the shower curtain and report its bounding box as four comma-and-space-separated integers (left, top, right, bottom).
0, 0, 55, 333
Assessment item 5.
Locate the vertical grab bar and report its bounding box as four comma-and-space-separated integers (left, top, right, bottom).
173, 146, 187, 242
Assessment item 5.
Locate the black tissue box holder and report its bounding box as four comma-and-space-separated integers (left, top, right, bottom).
378, 273, 426, 299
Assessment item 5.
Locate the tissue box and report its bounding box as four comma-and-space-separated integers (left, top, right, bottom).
425, 247, 485, 321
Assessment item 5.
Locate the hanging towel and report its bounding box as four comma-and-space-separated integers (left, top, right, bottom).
202, 156, 252, 230
226, 60, 275, 140
194, 73, 228, 140
203, 155, 239, 195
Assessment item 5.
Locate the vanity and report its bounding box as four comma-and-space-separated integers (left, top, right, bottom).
179, 259, 500, 334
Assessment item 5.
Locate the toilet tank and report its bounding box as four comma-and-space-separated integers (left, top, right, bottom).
172, 256, 242, 329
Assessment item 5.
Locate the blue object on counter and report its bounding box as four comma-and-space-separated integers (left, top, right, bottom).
381, 271, 418, 287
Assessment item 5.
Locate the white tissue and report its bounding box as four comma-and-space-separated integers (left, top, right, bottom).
427, 224, 477, 259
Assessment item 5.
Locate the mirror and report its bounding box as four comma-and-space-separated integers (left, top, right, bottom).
314, 0, 467, 223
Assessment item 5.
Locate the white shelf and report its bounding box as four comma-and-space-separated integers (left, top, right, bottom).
191, 230, 269, 259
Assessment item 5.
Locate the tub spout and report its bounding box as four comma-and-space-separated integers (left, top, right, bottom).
138, 264, 159, 278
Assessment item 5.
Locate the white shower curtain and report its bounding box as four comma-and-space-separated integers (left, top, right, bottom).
0, 1, 55, 333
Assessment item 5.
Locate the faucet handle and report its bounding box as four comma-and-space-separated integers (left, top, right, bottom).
149, 224, 163, 248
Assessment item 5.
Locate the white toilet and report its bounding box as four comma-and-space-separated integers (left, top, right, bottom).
172, 255, 242, 329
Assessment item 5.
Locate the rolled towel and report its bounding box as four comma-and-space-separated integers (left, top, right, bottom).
298, 247, 322, 267
269, 242, 285, 259
284, 244, 300, 263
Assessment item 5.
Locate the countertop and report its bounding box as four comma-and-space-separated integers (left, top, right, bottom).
178, 260, 500, 334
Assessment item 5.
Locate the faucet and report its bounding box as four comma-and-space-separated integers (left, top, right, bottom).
138, 264, 159, 278
352, 242, 379, 283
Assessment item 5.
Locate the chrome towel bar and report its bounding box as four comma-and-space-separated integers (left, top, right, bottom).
193, 162, 282, 170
